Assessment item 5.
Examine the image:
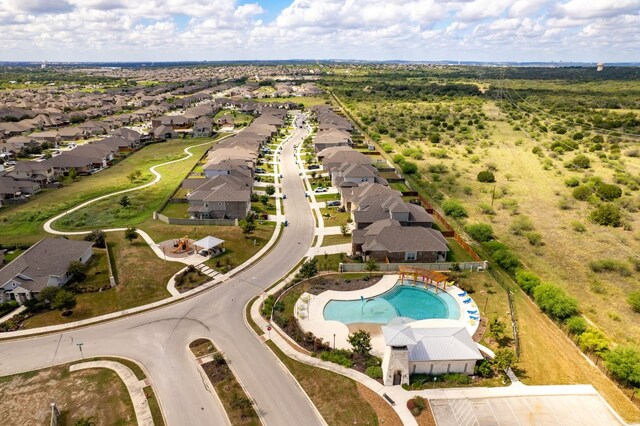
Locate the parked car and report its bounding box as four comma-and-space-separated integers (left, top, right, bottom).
255, 168, 266, 174
314, 187, 328, 193
409, 198, 422, 205
308, 164, 320, 170
326, 200, 341, 207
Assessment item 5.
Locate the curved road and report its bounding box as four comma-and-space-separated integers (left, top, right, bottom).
0, 113, 323, 425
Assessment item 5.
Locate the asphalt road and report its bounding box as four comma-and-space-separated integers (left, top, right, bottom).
0, 113, 323, 426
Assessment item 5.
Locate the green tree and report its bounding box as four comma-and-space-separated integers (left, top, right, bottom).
428, 132, 441, 144
590, 203, 622, 227
477, 171, 495, 183
400, 160, 418, 175
119, 195, 131, 208
67, 260, 87, 282
364, 258, 380, 277
38, 286, 61, 305
578, 327, 609, 355
241, 220, 256, 237
572, 185, 593, 201
596, 183, 622, 201
488, 317, 506, 343
515, 269, 541, 295
605, 346, 640, 387
442, 199, 468, 219
533, 283, 579, 321
52, 290, 77, 312
348, 330, 372, 355
124, 227, 138, 243
569, 154, 591, 169
493, 348, 517, 371
265, 185, 276, 196
84, 230, 106, 248
465, 223, 494, 242
68, 167, 77, 180
340, 223, 350, 237
259, 194, 270, 206
297, 258, 318, 280
566, 316, 588, 335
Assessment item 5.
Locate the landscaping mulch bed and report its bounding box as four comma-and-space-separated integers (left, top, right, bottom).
305, 275, 383, 295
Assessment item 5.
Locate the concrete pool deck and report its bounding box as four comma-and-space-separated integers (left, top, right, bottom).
295, 274, 480, 356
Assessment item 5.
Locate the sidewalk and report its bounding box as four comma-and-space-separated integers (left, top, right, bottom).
70, 360, 154, 426
305, 243, 351, 257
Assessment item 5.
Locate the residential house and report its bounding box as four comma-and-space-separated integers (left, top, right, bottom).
153, 125, 178, 140
0, 176, 41, 200
352, 194, 434, 230
0, 238, 94, 305
193, 116, 213, 137
6, 161, 56, 185
186, 175, 251, 219
351, 219, 448, 262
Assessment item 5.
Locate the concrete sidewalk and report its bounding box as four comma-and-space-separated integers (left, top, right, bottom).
305, 243, 351, 257
70, 360, 154, 426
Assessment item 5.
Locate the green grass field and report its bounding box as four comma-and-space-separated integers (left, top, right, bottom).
0, 136, 225, 245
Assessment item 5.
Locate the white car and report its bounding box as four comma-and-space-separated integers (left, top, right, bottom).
314, 187, 328, 193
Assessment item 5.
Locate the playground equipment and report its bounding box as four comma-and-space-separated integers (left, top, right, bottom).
173, 236, 190, 253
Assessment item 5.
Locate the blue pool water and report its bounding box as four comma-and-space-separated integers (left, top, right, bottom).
323, 283, 461, 325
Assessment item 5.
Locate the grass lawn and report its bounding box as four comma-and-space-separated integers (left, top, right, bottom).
77, 249, 112, 290
446, 238, 476, 262
3, 249, 24, 263
22, 232, 178, 328
320, 233, 351, 247
514, 288, 640, 422
313, 253, 354, 272
266, 341, 379, 425
56, 139, 219, 231
314, 193, 340, 202
319, 208, 351, 227
213, 110, 254, 126
0, 137, 225, 246
389, 181, 410, 192
161, 202, 190, 218
0, 363, 135, 425
135, 221, 278, 273
251, 201, 277, 216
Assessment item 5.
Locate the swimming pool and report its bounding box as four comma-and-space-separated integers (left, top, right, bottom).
323, 282, 461, 325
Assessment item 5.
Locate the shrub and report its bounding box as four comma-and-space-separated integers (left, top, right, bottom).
441, 373, 471, 385
569, 154, 591, 169
407, 396, 426, 417
605, 346, 640, 387
627, 291, 640, 313
572, 221, 586, 232
595, 183, 622, 201
465, 223, 494, 242
442, 200, 468, 219
510, 216, 534, 236
572, 185, 593, 201
564, 177, 580, 187
578, 327, 610, 355
493, 348, 517, 371
483, 241, 508, 255
566, 316, 588, 335
474, 359, 493, 377
365, 366, 383, 379
590, 203, 622, 227
381, 143, 393, 153
525, 231, 544, 246
401, 161, 418, 175
515, 269, 541, 295
477, 170, 496, 183
320, 349, 353, 367
589, 259, 632, 276
491, 249, 521, 273
428, 132, 441, 144
533, 283, 579, 321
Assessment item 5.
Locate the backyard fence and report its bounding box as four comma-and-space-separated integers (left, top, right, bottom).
339, 261, 487, 273
155, 212, 237, 226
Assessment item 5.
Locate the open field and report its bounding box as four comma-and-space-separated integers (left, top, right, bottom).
0, 363, 134, 426
324, 67, 640, 420
0, 136, 225, 245
254, 96, 328, 108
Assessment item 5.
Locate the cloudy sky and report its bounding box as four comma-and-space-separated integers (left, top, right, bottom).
0, 0, 638, 63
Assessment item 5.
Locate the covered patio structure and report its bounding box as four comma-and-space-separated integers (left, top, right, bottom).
194, 236, 225, 258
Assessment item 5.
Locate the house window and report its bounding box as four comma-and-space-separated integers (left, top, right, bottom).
405, 252, 417, 261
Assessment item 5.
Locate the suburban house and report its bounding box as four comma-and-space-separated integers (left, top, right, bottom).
186, 175, 251, 219
351, 219, 448, 262
341, 182, 401, 211
0, 176, 41, 200
381, 318, 483, 386
314, 128, 353, 152
5, 161, 56, 185
153, 125, 178, 140
193, 116, 213, 137
352, 194, 434, 229
0, 238, 94, 305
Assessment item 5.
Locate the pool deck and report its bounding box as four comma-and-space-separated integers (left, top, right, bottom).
296, 274, 480, 356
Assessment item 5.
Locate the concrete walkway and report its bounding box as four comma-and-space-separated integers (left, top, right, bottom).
70, 360, 154, 426
0, 305, 26, 323
305, 243, 352, 257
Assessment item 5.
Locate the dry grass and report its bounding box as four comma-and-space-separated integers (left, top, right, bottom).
355, 382, 402, 426
0, 364, 134, 426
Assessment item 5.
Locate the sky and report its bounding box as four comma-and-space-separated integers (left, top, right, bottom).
0, 0, 638, 63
